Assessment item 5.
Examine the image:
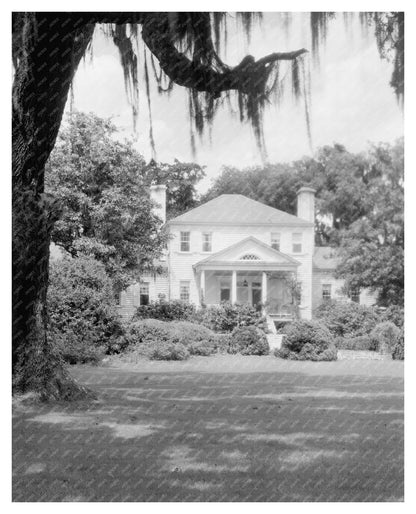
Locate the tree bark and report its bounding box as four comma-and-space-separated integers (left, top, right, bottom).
12, 14, 95, 399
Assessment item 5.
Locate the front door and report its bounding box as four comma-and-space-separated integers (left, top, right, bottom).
252, 287, 262, 310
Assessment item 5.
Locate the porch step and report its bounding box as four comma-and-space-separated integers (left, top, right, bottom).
265, 315, 277, 334
267, 334, 284, 351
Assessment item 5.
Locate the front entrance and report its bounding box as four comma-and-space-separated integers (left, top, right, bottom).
251, 282, 262, 309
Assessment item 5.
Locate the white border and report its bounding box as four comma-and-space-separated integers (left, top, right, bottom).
2, 2, 413, 512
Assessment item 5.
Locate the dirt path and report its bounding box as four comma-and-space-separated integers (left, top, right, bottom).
13, 356, 404, 501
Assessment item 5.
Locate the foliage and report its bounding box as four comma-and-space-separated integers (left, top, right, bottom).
193, 302, 268, 333
120, 319, 217, 358
143, 159, 205, 219
188, 342, 217, 356
370, 321, 401, 354
392, 333, 404, 360
334, 335, 375, 351
314, 301, 380, 338
47, 256, 124, 364
149, 343, 190, 361
213, 334, 233, 354
275, 344, 337, 361
379, 305, 404, 329
170, 321, 217, 346
276, 319, 337, 361
45, 111, 168, 292
203, 141, 403, 249
229, 326, 270, 356
336, 140, 404, 306
134, 300, 196, 322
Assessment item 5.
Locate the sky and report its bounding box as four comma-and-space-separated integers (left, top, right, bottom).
70, 13, 403, 192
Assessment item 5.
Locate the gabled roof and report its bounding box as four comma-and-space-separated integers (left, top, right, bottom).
193, 236, 300, 271
313, 247, 340, 270
169, 194, 313, 226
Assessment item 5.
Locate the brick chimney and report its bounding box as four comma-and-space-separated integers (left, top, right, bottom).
150, 184, 167, 224
296, 186, 316, 223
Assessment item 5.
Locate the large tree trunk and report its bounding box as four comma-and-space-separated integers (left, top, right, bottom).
12, 14, 95, 399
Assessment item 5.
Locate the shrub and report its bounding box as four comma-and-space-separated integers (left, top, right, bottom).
120, 319, 218, 358
335, 335, 375, 351
134, 300, 196, 321
149, 343, 190, 361
188, 342, 216, 356
276, 320, 337, 361
193, 302, 268, 333
370, 321, 401, 354
169, 321, 217, 346
213, 333, 232, 354
229, 326, 270, 355
48, 256, 123, 364
392, 332, 404, 360
122, 319, 170, 348
314, 301, 379, 338
379, 305, 404, 329
50, 328, 104, 364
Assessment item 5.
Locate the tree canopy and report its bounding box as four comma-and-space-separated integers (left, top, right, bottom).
46, 111, 205, 291
335, 141, 404, 306
203, 140, 403, 245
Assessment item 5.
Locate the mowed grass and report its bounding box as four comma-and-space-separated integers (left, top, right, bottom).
13, 356, 404, 502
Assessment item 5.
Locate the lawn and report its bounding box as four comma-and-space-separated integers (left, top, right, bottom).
13, 355, 404, 502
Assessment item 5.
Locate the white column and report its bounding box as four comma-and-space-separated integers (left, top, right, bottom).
200, 270, 206, 305
231, 270, 237, 304
262, 271, 268, 305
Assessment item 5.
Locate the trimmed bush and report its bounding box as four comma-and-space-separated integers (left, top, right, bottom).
120, 319, 218, 359
170, 321, 217, 346
48, 256, 123, 364
335, 335, 375, 351
193, 302, 268, 333
213, 333, 232, 354
370, 321, 401, 354
122, 319, 170, 347
149, 343, 190, 361
392, 332, 404, 360
134, 300, 196, 321
314, 301, 380, 338
275, 319, 337, 361
229, 326, 270, 355
188, 342, 216, 356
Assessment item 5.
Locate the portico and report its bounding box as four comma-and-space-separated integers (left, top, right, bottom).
193, 237, 300, 319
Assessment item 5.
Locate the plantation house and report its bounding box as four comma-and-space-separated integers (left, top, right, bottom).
118, 186, 376, 321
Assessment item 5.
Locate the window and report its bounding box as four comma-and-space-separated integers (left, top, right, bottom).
240, 254, 260, 260
322, 284, 331, 301
180, 231, 190, 252
350, 288, 360, 304
292, 233, 302, 253
220, 279, 230, 302
202, 232, 212, 252
140, 282, 150, 305
271, 232, 280, 251
180, 281, 190, 302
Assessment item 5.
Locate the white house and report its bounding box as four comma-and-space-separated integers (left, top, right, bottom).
118, 185, 377, 320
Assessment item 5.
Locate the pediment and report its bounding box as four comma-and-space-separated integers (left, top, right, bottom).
195, 237, 300, 268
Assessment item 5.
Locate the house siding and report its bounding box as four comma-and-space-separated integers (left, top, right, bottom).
312, 269, 377, 312
167, 223, 315, 319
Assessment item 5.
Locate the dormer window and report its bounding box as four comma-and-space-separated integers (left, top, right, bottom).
180, 231, 190, 252
240, 254, 260, 260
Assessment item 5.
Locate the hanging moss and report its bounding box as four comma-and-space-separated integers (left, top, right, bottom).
94, 12, 403, 160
